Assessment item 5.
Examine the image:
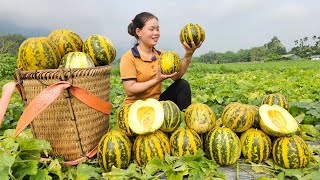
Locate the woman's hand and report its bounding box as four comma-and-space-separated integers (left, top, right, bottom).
182, 41, 203, 56
155, 67, 177, 82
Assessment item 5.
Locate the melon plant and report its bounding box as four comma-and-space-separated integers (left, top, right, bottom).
221, 102, 255, 132
159, 100, 181, 133
83, 34, 116, 66
159, 51, 181, 75
60, 52, 95, 68
272, 135, 310, 169
48, 29, 83, 57
128, 98, 164, 135
97, 130, 132, 171
17, 37, 61, 70
133, 130, 170, 166
116, 104, 136, 137
240, 128, 272, 164
170, 128, 202, 156
185, 103, 216, 134
180, 23, 205, 47
259, 104, 298, 136
205, 127, 241, 166
260, 93, 289, 110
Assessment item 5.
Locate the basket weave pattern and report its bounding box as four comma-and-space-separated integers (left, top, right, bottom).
16, 66, 111, 160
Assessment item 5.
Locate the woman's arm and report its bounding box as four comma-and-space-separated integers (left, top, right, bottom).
171, 41, 203, 81
123, 68, 177, 96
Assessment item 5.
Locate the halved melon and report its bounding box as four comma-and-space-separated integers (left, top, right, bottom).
128, 98, 164, 135
259, 104, 298, 137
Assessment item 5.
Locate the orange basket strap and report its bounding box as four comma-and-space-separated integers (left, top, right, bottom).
13, 82, 71, 137
0, 82, 18, 127
69, 86, 112, 115
63, 146, 98, 166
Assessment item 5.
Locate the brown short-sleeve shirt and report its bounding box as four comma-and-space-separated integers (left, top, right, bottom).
120, 44, 162, 105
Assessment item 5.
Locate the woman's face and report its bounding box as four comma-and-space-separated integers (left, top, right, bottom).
136, 18, 160, 47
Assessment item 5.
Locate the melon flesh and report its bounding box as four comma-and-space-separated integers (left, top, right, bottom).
259, 104, 298, 136
128, 98, 164, 135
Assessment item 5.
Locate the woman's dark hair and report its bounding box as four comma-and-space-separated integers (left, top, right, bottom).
128, 12, 158, 40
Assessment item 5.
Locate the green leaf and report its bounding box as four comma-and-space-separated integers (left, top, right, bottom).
29, 169, 52, 180
294, 113, 305, 123
47, 159, 64, 180
301, 125, 320, 137
76, 163, 101, 180
12, 160, 38, 180
0, 151, 15, 180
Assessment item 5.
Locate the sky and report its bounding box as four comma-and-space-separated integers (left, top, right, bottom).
1, 0, 319, 57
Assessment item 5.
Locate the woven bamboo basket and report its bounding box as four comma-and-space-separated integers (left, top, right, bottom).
15, 65, 111, 161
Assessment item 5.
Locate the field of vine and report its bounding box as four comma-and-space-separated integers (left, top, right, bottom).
1, 59, 319, 179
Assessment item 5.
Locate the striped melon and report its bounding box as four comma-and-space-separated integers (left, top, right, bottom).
272, 135, 310, 169
221, 102, 255, 132
17, 37, 61, 70
133, 130, 170, 166
160, 51, 181, 75
48, 29, 83, 57
83, 34, 116, 66
240, 128, 272, 164
250, 105, 261, 129
159, 100, 181, 133
205, 127, 241, 166
97, 130, 132, 171
128, 98, 164, 135
259, 104, 298, 137
260, 93, 289, 110
60, 52, 95, 68
116, 104, 136, 137
180, 23, 205, 47
170, 128, 202, 156
185, 103, 216, 134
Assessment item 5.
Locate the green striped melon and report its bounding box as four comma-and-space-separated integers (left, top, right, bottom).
221, 102, 255, 132
133, 130, 170, 166
250, 105, 261, 129
160, 51, 181, 75
240, 128, 272, 164
116, 104, 136, 137
97, 130, 132, 171
159, 100, 181, 133
260, 93, 289, 110
48, 29, 83, 57
17, 37, 61, 70
170, 128, 202, 156
185, 103, 216, 134
205, 127, 241, 166
272, 135, 310, 169
259, 104, 298, 137
83, 34, 116, 66
60, 52, 95, 68
180, 23, 205, 47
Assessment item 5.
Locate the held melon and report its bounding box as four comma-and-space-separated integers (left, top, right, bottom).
128, 98, 164, 135
180, 23, 205, 47
97, 130, 132, 171
259, 104, 298, 137
17, 37, 61, 70
48, 29, 83, 57
159, 51, 181, 75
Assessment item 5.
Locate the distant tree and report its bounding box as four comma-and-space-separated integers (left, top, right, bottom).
249, 46, 267, 62
264, 36, 286, 55
237, 49, 251, 62
199, 51, 219, 63
290, 36, 314, 58
0, 34, 26, 55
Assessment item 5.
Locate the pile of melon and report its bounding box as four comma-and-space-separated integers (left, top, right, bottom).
17, 29, 116, 70
97, 93, 311, 171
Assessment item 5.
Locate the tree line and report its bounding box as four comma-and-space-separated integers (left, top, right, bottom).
1, 34, 320, 64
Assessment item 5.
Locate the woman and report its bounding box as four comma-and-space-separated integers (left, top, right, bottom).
120, 12, 202, 110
